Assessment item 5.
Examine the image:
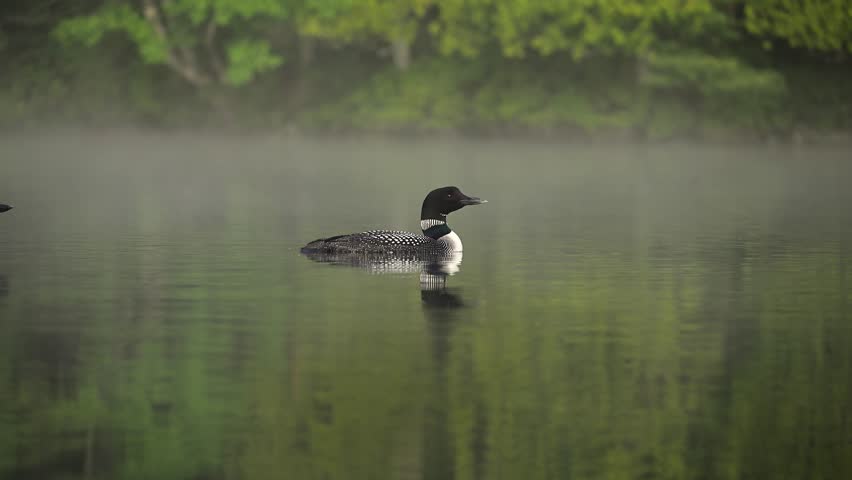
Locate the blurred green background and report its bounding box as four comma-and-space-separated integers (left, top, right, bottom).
1, 0, 850, 141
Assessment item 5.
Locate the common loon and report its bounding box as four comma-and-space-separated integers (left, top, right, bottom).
301, 186, 486, 255
0, 204, 12, 213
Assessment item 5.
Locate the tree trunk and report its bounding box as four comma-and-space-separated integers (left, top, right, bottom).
634, 55, 651, 141
299, 35, 315, 67
141, 0, 211, 87
287, 34, 316, 115
203, 88, 234, 126
391, 38, 411, 71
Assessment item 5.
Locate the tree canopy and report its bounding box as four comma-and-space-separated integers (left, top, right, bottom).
54, 0, 287, 87
745, 0, 852, 54
1, 0, 849, 138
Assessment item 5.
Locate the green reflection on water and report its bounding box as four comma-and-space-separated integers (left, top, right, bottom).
1, 137, 850, 480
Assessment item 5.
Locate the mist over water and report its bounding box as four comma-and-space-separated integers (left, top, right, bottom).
1, 133, 851, 479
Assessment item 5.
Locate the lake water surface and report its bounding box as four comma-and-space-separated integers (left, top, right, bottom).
1, 134, 851, 479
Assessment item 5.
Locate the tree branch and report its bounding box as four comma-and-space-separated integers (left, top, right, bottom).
140, 0, 210, 87
205, 17, 226, 83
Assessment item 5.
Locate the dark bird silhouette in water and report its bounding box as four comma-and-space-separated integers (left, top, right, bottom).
0, 204, 12, 214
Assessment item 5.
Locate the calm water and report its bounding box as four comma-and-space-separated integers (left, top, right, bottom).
1, 134, 851, 480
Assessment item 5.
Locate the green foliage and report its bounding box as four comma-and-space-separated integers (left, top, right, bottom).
430, 0, 730, 59
164, 0, 287, 25
643, 50, 786, 97
745, 0, 852, 54
298, 0, 431, 42
304, 59, 473, 131
54, 0, 289, 89
467, 59, 641, 132
225, 39, 283, 86
0, 34, 200, 128
305, 54, 789, 137
641, 50, 790, 133
54, 4, 169, 63
5, 0, 852, 139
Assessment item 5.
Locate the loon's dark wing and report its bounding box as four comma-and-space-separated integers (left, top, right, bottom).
301, 230, 435, 254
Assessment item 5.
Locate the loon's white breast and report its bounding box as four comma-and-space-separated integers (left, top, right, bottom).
438, 231, 463, 252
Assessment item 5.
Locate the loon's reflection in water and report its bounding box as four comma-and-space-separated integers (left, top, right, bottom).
416, 255, 467, 479
303, 252, 464, 321
300, 250, 466, 314
300, 250, 465, 317
301, 250, 468, 477
300, 250, 460, 275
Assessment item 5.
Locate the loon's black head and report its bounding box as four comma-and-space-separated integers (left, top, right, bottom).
0, 204, 12, 213
421, 186, 486, 221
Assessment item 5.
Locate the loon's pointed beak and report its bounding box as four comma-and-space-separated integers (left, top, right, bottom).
460, 196, 486, 206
